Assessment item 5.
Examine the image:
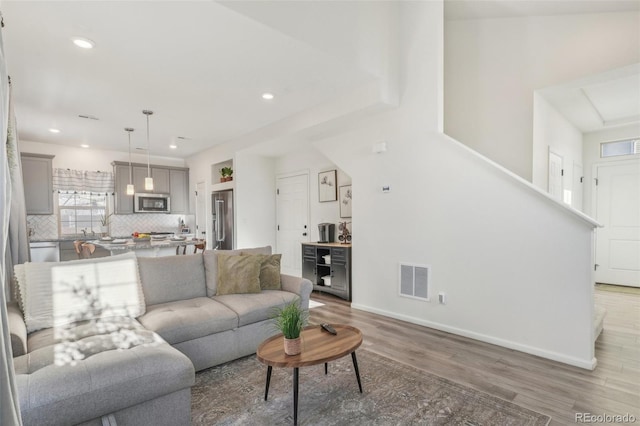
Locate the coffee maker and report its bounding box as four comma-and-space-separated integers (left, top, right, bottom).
318, 223, 335, 243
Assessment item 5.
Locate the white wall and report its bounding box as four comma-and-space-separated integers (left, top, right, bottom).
234, 151, 276, 248
20, 140, 186, 171
445, 10, 640, 180
532, 93, 584, 210
582, 123, 640, 217
181, 1, 599, 368
311, 1, 597, 368
274, 148, 350, 243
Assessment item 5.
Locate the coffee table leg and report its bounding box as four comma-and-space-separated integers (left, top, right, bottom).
265, 366, 272, 401
293, 367, 299, 425
325, 362, 328, 375
351, 352, 363, 393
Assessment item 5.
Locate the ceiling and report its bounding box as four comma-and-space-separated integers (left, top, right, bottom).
539, 64, 640, 133
445, 0, 639, 20
2, 1, 378, 158
3, 1, 639, 159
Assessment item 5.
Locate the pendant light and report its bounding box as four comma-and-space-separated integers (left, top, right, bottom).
142, 110, 154, 191
125, 128, 135, 195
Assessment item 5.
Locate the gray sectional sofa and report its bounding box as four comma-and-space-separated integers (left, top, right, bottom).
9, 246, 312, 426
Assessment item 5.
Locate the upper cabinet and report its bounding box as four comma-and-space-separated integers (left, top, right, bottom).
169, 169, 189, 214
21, 153, 54, 215
112, 161, 189, 214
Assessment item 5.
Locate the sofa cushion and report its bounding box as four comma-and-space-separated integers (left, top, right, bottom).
14, 252, 145, 333
203, 246, 272, 297
213, 290, 298, 327
216, 253, 262, 295
137, 254, 206, 306
14, 329, 194, 426
137, 297, 238, 345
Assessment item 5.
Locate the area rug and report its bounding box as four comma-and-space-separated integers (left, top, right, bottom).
191, 349, 551, 425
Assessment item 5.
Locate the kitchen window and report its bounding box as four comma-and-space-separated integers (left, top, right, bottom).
53, 168, 114, 236
59, 192, 109, 236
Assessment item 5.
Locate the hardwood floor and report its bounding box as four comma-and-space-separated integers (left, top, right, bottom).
309, 288, 640, 425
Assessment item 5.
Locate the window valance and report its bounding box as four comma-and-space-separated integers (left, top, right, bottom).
53, 168, 114, 195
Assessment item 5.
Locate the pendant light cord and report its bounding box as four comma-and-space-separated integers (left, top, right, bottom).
146, 112, 151, 176
126, 128, 134, 185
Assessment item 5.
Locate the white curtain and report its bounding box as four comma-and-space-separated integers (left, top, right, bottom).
53, 168, 114, 194
7, 86, 29, 298
0, 15, 24, 426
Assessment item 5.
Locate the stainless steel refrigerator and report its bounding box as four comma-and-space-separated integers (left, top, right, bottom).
212, 189, 234, 250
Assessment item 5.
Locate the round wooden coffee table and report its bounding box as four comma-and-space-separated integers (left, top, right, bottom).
256, 324, 363, 425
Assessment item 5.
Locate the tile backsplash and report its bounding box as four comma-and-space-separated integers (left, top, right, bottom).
28, 213, 195, 239
27, 215, 59, 240
111, 214, 195, 237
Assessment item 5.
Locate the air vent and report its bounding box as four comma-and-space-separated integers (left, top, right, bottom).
399, 263, 430, 301
78, 114, 99, 120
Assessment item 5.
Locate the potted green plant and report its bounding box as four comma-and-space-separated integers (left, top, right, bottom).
272, 299, 308, 355
220, 166, 233, 182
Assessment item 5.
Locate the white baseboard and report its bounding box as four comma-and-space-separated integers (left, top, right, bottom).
351, 303, 597, 370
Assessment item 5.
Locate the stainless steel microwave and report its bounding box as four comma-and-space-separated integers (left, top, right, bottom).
134, 193, 170, 213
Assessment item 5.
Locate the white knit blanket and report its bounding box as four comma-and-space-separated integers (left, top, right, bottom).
14, 252, 146, 333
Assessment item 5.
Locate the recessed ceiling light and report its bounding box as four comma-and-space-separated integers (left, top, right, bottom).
262, 92, 275, 100
80, 144, 90, 148
169, 144, 177, 149
48, 128, 60, 133
72, 37, 95, 49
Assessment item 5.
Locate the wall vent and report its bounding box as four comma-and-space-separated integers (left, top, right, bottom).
399, 263, 430, 301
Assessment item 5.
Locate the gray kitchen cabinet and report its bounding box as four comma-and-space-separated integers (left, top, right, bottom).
112, 161, 189, 214
152, 167, 170, 194
113, 164, 134, 214
21, 153, 54, 214
301, 243, 352, 301
133, 166, 151, 193
133, 166, 169, 194
169, 169, 189, 213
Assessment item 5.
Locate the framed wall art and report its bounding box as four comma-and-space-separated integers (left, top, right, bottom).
339, 184, 352, 218
318, 170, 337, 202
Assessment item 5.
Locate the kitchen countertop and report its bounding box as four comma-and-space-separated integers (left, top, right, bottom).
302, 242, 351, 248
92, 238, 199, 251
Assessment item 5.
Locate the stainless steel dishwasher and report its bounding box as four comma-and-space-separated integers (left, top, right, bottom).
29, 241, 60, 262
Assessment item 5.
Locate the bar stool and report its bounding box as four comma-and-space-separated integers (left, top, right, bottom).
73, 240, 96, 259
176, 239, 206, 255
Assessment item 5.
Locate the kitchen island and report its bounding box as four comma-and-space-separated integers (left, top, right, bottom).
92, 237, 201, 257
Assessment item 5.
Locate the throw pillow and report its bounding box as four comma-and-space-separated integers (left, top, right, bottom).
14, 252, 146, 333
216, 253, 262, 295
250, 254, 282, 290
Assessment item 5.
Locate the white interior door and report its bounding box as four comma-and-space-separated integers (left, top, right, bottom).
548, 149, 563, 201
594, 160, 640, 287
276, 173, 309, 277
195, 181, 206, 241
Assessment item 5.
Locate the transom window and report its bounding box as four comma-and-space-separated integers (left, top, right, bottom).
58, 192, 108, 236
601, 138, 640, 158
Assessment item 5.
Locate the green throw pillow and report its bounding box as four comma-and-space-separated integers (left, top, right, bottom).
256, 254, 282, 290
216, 253, 262, 295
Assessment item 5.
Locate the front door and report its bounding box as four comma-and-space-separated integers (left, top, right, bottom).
276, 173, 309, 276
594, 160, 640, 287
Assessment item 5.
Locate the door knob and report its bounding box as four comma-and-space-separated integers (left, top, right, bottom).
302, 232, 307, 236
